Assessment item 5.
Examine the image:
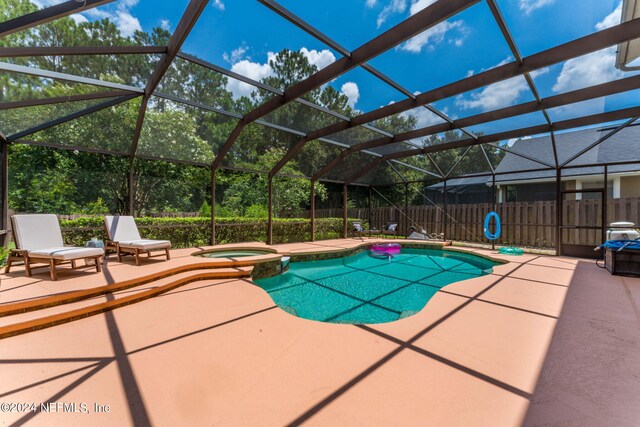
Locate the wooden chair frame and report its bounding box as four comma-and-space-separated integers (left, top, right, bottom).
105, 240, 170, 266
5, 248, 102, 281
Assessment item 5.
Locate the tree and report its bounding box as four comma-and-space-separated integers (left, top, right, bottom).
1, 0, 432, 216
221, 149, 327, 217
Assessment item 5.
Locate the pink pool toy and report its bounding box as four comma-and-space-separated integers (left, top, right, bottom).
370, 243, 401, 257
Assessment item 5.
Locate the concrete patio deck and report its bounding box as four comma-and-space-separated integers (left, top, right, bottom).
0, 239, 639, 426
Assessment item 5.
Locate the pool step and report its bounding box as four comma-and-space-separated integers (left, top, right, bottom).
0, 266, 252, 339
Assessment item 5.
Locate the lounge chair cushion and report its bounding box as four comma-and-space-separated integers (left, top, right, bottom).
12, 214, 64, 251
118, 239, 171, 251
104, 216, 141, 242
28, 246, 104, 261
407, 232, 428, 240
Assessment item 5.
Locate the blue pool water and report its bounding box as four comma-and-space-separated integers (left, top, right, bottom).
254, 248, 496, 324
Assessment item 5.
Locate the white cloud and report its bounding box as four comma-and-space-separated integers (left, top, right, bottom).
213, 0, 225, 11
160, 19, 171, 31
300, 48, 336, 70
340, 82, 360, 108
552, 6, 624, 94
376, 0, 407, 28
223, 45, 249, 65
400, 20, 466, 53
79, 0, 142, 36
595, 2, 622, 31
457, 76, 531, 112
519, 0, 555, 15
547, 98, 607, 121
115, 10, 142, 36
70, 13, 89, 24
227, 53, 276, 99
401, 106, 446, 128
120, 0, 139, 7
33, 0, 88, 23
223, 47, 336, 98
373, 0, 466, 50
552, 47, 622, 93
409, 0, 437, 15
456, 59, 549, 112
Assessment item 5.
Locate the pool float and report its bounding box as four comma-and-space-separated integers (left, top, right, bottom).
484, 211, 501, 240
370, 243, 401, 258
498, 247, 524, 256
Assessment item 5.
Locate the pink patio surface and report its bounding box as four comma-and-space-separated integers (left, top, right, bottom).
0, 239, 639, 426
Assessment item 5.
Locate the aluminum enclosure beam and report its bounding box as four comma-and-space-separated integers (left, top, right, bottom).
312, 74, 640, 180
280, 19, 640, 172
560, 117, 638, 167
211, 0, 481, 171
0, 61, 144, 93
127, 0, 211, 213
0, 46, 167, 57
0, 90, 132, 110
260, 0, 477, 178
7, 94, 138, 140
0, 0, 114, 37
343, 106, 640, 184
177, 52, 390, 136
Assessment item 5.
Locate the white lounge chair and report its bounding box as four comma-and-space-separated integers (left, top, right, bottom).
104, 216, 171, 266
7, 214, 103, 280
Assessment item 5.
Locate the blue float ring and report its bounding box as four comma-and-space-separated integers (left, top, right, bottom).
484, 211, 501, 240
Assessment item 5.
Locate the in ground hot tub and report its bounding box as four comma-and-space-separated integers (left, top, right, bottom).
192, 247, 285, 279
196, 249, 276, 258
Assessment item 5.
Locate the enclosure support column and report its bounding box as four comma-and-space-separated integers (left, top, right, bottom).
0, 138, 8, 247
267, 176, 273, 245
492, 173, 496, 251
603, 165, 608, 245
555, 168, 562, 256
443, 179, 448, 241
404, 182, 409, 235
310, 180, 315, 242
128, 161, 134, 216
368, 186, 372, 232
343, 184, 348, 239
211, 167, 216, 246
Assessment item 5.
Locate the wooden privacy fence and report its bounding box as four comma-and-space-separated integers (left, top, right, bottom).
307, 197, 640, 249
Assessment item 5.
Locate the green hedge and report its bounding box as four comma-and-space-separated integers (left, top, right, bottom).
59, 217, 365, 248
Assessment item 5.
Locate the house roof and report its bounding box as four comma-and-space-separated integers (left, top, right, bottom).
496, 123, 640, 173
432, 124, 640, 188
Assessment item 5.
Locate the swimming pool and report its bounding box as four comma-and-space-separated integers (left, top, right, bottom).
255, 248, 496, 324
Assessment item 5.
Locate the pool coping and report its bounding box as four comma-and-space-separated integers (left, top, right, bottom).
273, 240, 508, 266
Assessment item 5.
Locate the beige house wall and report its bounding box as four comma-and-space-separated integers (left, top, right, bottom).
621, 175, 640, 198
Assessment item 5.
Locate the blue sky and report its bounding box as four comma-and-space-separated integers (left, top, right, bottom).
54, 0, 638, 138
